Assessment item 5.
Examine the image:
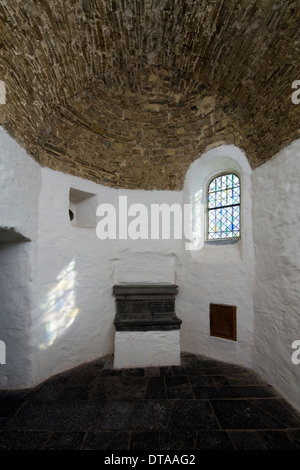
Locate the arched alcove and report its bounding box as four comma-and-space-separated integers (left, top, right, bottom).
176, 145, 255, 368
183, 144, 253, 260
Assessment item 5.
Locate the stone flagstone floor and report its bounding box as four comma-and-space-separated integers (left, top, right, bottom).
0, 353, 300, 450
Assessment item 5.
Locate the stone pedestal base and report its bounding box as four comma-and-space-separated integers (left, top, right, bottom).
113, 284, 182, 369
114, 329, 181, 369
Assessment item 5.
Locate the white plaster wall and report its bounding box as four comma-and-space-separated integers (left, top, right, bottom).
178, 145, 255, 368
252, 139, 300, 411
31, 169, 183, 385
2, 119, 299, 414
31, 169, 114, 384
111, 189, 182, 286
0, 242, 32, 388
0, 126, 40, 240
112, 251, 177, 285
31, 145, 256, 386
114, 330, 181, 369
0, 127, 40, 389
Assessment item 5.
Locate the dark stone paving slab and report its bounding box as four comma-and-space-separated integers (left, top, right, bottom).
101, 369, 123, 376
0, 390, 33, 416
287, 430, 300, 448
0, 418, 8, 430
30, 378, 68, 401
92, 376, 149, 400
196, 430, 235, 450
5, 400, 105, 431
159, 431, 196, 450
65, 371, 99, 387
210, 399, 288, 430
170, 400, 220, 430
130, 431, 160, 450
167, 384, 194, 399
165, 375, 189, 386
43, 431, 86, 450
0, 431, 49, 450
165, 375, 194, 399
100, 400, 173, 431
121, 368, 145, 376
193, 385, 277, 399
58, 386, 93, 401
188, 375, 231, 386
226, 372, 268, 386
145, 377, 166, 399
228, 430, 267, 450
83, 431, 129, 450
247, 398, 300, 428
256, 430, 299, 450
0, 353, 300, 450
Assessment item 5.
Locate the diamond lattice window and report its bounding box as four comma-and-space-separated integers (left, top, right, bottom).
207, 173, 240, 240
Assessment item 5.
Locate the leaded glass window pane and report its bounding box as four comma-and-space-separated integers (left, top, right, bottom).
207, 173, 240, 240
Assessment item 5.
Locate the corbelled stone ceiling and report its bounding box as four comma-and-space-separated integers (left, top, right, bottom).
1, 0, 300, 189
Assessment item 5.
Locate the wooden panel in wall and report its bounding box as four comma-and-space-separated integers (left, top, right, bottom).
210, 304, 237, 341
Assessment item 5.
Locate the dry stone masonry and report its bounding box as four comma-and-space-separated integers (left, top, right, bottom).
0, 0, 300, 189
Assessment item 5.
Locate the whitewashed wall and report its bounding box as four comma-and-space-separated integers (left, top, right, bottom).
31, 168, 182, 385
0, 127, 40, 240
0, 127, 41, 388
178, 145, 255, 368
1, 123, 300, 413
0, 242, 32, 388
252, 139, 300, 411
31, 169, 114, 384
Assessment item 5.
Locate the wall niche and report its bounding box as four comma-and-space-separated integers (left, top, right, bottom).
69, 188, 97, 228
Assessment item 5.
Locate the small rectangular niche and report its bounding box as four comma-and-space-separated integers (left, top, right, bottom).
210, 303, 237, 341
69, 188, 97, 228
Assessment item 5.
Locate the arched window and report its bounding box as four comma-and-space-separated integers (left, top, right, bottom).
207, 173, 240, 240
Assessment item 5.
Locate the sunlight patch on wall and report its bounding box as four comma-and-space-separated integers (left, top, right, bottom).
39, 259, 79, 350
